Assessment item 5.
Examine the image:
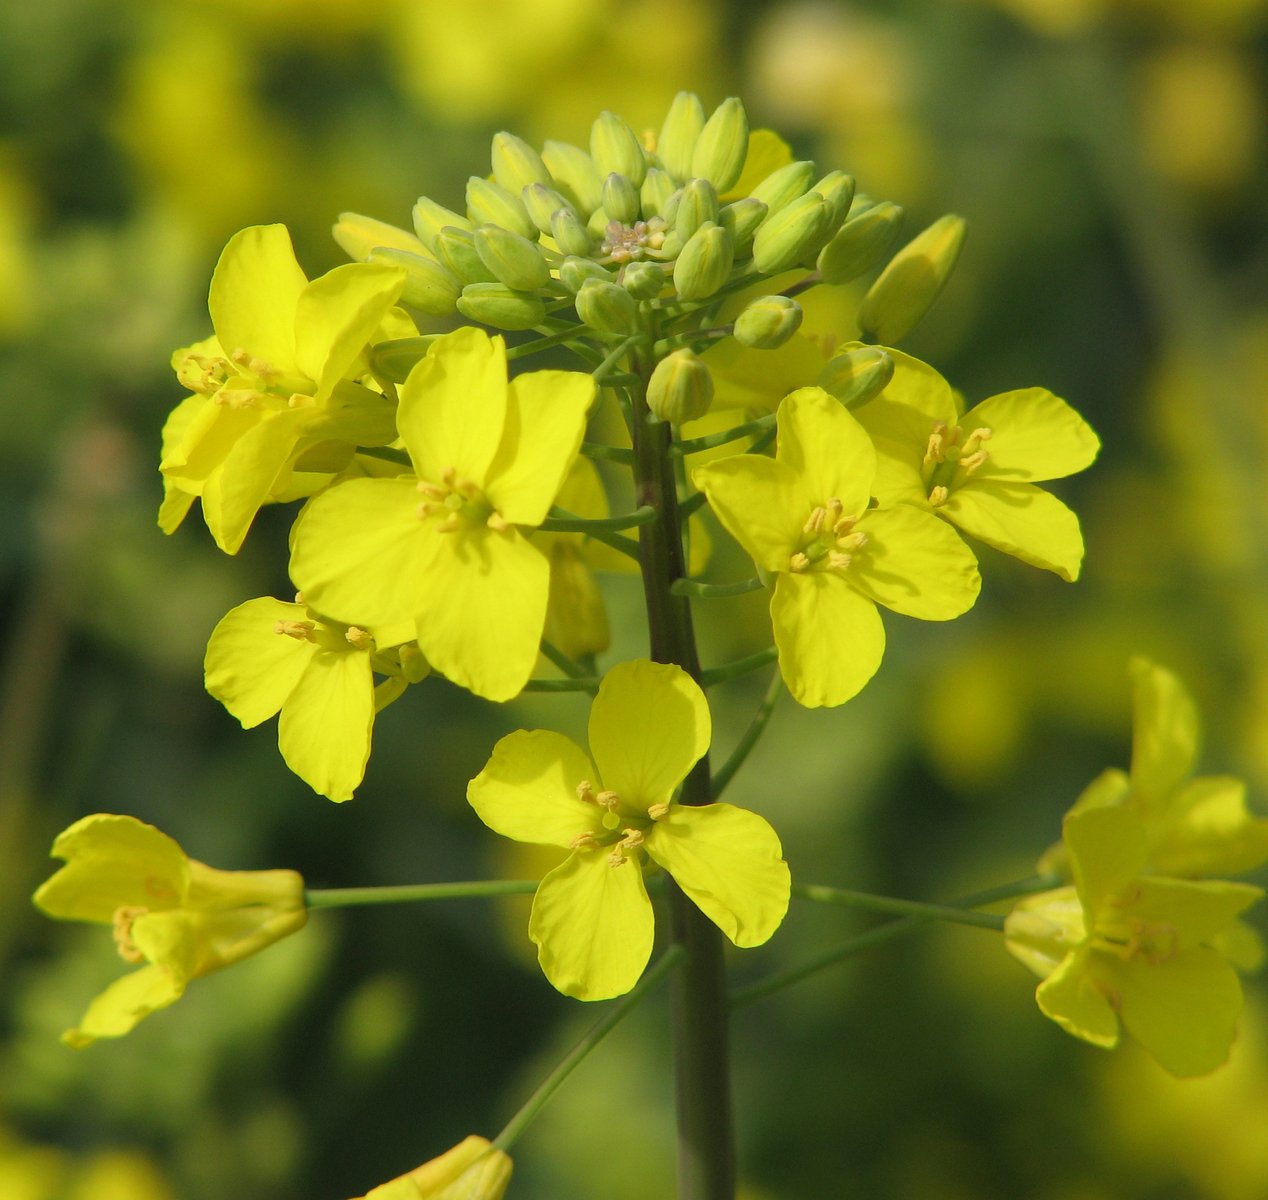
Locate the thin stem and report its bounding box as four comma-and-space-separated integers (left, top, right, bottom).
521, 675, 601, 694
492, 946, 684, 1152
679, 490, 709, 519
711, 670, 782, 800
699, 646, 778, 688
305, 880, 538, 909
506, 324, 589, 360
670, 414, 776, 457
539, 640, 590, 680
548, 506, 642, 560
592, 334, 647, 385
581, 440, 637, 465
779, 271, 822, 300
670, 577, 764, 599
792, 884, 1007, 931
654, 328, 732, 356
540, 505, 657, 533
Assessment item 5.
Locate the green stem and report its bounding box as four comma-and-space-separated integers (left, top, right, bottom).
670, 414, 775, 457
521, 676, 601, 694
654, 328, 732, 356
305, 880, 537, 909
581, 440, 637, 465
540, 505, 657, 533
547, 506, 642, 560
592, 334, 647, 385
492, 946, 684, 1152
699, 646, 778, 687
539, 640, 590, 680
670, 577, 764, 599
792, 883, 1007, 931
679, 490, 709, 520
506, 324, 589, 360
711, 669, 782, 800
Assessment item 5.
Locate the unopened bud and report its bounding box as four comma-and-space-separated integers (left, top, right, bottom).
522, 183, 576, 236
719, 198, 768, 253
412, 196, 471, 251
575, 279, 640, 333
542, 140, 604, 216
433, 227, 498, 284
333, 212, 424, 262
602, 173, 640, 225
622, 261, 666, 300
559, 256, 610, 294
474, 224, 550, 291
551, 208, 596, 258
640, 168, 677, 219
674, 178, 720, 241
809, 171, 856, 226
658, 91, 706, 182
749, 160, 816, 216
857, 214, 966, 344
647, 348, 714, 423
456, 283, 546, 331
466, 177, 537, 241
367, 248, 461, 316
752, 193, 832, 275
817, 344, 894, 408
490, 131, 550, 194
673, 222, 734, 301
691, 97, 749, 194
591, 111, 647, 187
733, 294, 803, 349
816, 201, 904, 285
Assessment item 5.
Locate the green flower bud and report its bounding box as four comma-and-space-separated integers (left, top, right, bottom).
602, 173, 640, 225
817, 344, 894, 408
542, 140, 605, 216
551, 208, 596, 258
809, 170, 856, 226
575, 278, 640, 333
749, 160, 816, 216
673, 222, 734, 301
640, 168, 677, 219
559, 256, 610, 294
659, 188, 683, 228
412, 196, 471, 251
691, 97, 749, 194
490, 131, 550, 194
333, 212, 425, 262
621, 260, 666, 301
590, 111, 647, 187
857, 214, 966, 344
455, 282, 546, 331
522, 183, 576, 236
751, 193, 832, 275
674, 178, 720, 241
367, 248, 461, 316
657, 91, 705, 182
433, 226, 499, 284
466, 177, 537, 241
719, 198, 768, 253
646, 348, 714, 423
732, 294, 803, 349
474, 224, 551, 292
816, 200, 904, 284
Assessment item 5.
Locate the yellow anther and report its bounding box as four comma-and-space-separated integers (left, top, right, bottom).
417, 480, 447, 499
836, 530, 867, 552
487, 512, 509, 532
577, 780, 597, 803
345, 626, 375, 652
828, 551, 853, 570
416, 502, 436, 520
832, 513, 858, 537
923, 422, 947, 464
608, 848, 628, 867
803, 507, 827, 535
275, 619, 317, 642
596, 789, 621, 811
435, 514, 461, 533
570, 832, 599, 850
789, 551, 810, 573
293, 591, 305, 605
112, 905, 149, 964
959, 449, 989, 474
826, 497, 844, 519
618, 828, 645, 851
928, 485, 949, 507
441, 465, 457, 486
647, 802, 670, 820
962, 427, 993, 454
230, 347, 252, 366
287, 393, 314, 409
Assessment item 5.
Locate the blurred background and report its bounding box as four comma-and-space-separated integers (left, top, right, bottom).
1, 1, 1266, 1197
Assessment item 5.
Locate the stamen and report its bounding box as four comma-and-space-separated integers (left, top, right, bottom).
832, 514, 858, 537
647, 802, 670, 820
836, 530, 867, 551
577, 780, 597, 804
828, 551, 853, 570
618, 828, 645, 851
608, 848, 629, 867
928, 485, 949, 507
595, 790, 621, 811
789, 551, 810, 573
959, 449, 989, 474
570, 832, 599, 850
275, 619, 317, 642
923, 422, 947, 464
435, 514, 461, 533
803, 507, 827, 534
112, 905, 149, 964
417, 480, 447, 499
486, 513, 509, 532
345, 626, 375, 652
287, 393, 314, 409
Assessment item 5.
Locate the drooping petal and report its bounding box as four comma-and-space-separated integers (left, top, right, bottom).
588, 660, 710, 808
204, 597, 313, 728
62, 964, 185, 1048
160, 396, 267, 490
1148, 776, 1268, 877
1034, 947, 1119, 1049
960, 388, 1100, 482
770, 572, 885, 708
277, 647, 375, 802
943, 482, 1085, 581
692, 455, 804, 573
486, 369, 594, 526
1064, 806, 1149, 914
1129, 657, 1199, 804
208, 225, 307, 374
645, 803, 789, 947
467, 729, 599, 848
34, 814, 190, 923
1127, 877, 1261, 952
414, 526, 549, 701
775, 387, 874, 515
849, 504, 980, 619
529, 850, 654, 1000
1004, 887, 1086, 978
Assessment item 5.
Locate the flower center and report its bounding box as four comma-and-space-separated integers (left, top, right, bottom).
415, 467, 508, 533
112, 905, 149, 964
788, 497, 868, 575
923, 421, 992, 506
571, 779, 671, 867
600, 217, 667, 264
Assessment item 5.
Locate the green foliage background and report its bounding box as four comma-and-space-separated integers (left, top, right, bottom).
2, 1, 1266, 1197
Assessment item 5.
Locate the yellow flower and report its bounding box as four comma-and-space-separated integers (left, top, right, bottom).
351, 1136, 511, 1200
34, 814, 307, 1047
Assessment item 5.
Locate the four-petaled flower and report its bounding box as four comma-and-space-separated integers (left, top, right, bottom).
350, 1135, 511, 1200
288, 326, 594, 702
34, 814, 307, 1047
1006, 805, 1261, 1077
853, 348, 1100, 580
467, 659, 791, 1000
693, 386, 980, 708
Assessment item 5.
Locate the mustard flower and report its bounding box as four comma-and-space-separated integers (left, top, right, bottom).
289, 327, 594, 702
853, 348, 1100, 580
1006, 805, 1261, 1077
350, 1135, 511, 1200
693, 387, 980, 708
467, 659, 790, 1000
34, 814, 307, 1047
160, 223, 406, 553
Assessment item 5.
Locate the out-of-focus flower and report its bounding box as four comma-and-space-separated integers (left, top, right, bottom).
350, 1135, 511, 1200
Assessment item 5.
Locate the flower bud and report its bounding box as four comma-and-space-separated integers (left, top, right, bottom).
522, 182, 576, 236
466, 177, 537, 241
412, 196, 471, 251
456, 282, 546, 331
674, 177, 720, 241
575, 278, 640, 333
590, 111, 648, 186
719, 198, 768, 253
640, 168, 677, 219
474, 224, 551, 291
551, 208, 596, 258
732, 294, 803, 349
817, 344, 894, 408
542, 140, 604, 216
367, 248, 462, 316
353, 1135, 512, 1200
816, 200, 904, 285
751, 193, 832, 275
673, 222, 734, 301
622, 260, 666, 300
559, 256, 610, 294
749, 160, 816, 216
433, 226, 498, 284
809, 170, 856, 226
647, 348, 714, 423
857, 214, 966, 344
658, 91, 706, 182
333, 212, 424, 262
602, 172, 640, 225
490, 131, 550, 194
691, 97, 749, 194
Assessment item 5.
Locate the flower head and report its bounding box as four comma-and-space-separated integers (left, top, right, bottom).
467, 660, 790, 999
34, 814, 307, 1047
351, 1135, 511, 1200
693, 386, 980, 707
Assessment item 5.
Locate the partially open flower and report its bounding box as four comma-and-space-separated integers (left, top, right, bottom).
351, 1136, 511, 1200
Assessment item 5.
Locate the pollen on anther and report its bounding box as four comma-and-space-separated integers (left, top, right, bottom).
648, 802, 670, 820
275, 619, 317, 642
345, 626, 375, 652
803, 507, 827, 535
436, 514, 461, 533
928, 484, 949, 507
577, 780, 597, 803
828, 551, 852, 570
789, 551, 810, 573
487, 513, 509, 532
417, 480, 447, 499
924, 422, 947, 464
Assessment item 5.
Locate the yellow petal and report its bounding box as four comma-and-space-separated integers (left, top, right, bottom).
960, 387, 1100, 482
1034, 947, 1120, 1049
204, 597, 313, 729
1128, 657, 1199, 804
62, 964, 184, 1048
1064, 805, 1149, 915
775, 387, 874, 515
692, 454, 804, 574
208, 225, 306, 375
943, 482, 1085, 581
